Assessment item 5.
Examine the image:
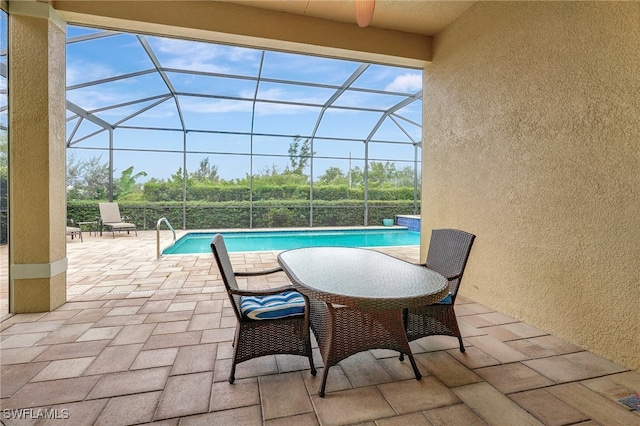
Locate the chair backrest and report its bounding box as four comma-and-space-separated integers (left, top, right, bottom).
425, 228, 475, 300
210, 234, 242, 319
99, 202, 122, 223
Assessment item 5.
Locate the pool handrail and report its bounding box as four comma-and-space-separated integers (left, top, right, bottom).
156, 217, 176, 259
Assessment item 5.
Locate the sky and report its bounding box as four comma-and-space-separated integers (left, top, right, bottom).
65, 25, 423, 182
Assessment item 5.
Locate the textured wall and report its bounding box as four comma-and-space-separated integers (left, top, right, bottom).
9, 8, 68, 312
422, 2, 640, 371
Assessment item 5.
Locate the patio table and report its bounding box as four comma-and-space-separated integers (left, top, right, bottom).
278, 246, 448, 397
76, 221, 97, 237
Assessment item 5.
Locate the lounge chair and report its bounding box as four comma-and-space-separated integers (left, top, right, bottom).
210, 234, 316, 383
98, 202, 137, 238
66, 220, 83, 242
403, 228, 475, 352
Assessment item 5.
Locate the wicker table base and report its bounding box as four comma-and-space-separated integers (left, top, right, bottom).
310, 300, 421, 397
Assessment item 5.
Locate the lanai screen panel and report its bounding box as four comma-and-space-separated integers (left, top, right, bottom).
65, 25, 423, 227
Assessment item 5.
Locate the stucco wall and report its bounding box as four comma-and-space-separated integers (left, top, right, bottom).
422, 1, 640, 371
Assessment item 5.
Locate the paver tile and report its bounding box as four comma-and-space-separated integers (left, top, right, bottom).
423, 403, 488, 426
154, 372, 213, 419
83, 343, 143, 374
453, 382, 543, 426
131, 347, 179, 370
474, 363, 554, 394
0, 362, 48, 398
178, 405, 262, 426
259, 372, 313, 420
2, 376, 101, 409
508, 389, 589, 426
378, 376, 460, 414
311, 386, 395, 426
94, 391, 161, 426
210, 378, 260, 412
87, 367, 171, 399
32, 356, 95, 381
339, 351, 394, 388
171, 343, 217, 375
415, 351, 483, 387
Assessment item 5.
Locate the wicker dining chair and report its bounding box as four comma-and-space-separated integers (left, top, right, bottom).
210, 234, 316, 383
404, 228, 476, 352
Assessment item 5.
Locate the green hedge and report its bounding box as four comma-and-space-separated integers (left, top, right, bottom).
67, 200, 420, 230
143, 182, 419, 203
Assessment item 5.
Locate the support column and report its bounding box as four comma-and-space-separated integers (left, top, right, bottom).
8, 1, 67, 312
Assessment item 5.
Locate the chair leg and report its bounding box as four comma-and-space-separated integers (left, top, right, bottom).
406, 353, 422, 380
229, 326, 241, 384
399, 308, 408, 361
308, 352, 317, 376
228, 362, 236, 384
318, 365, 330, 397
458, 336, 465, 353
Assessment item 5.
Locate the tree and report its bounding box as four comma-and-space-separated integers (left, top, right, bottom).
395, 165, 416, 187
67, 154, 147, 200
66, 153, 82, 190
349, 165, 364, 188
287, 136, 314, 175
83, 156, 110, 199
242, 164, 308, 187
114, 166, 147, 200
190, 157, 219, 182
67, 155, 109, 200
316, 167, 348, 185
368, 161, 398, 188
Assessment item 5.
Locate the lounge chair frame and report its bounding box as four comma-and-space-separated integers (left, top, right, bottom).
66, 221, 83, 242
98, 202, 137, 238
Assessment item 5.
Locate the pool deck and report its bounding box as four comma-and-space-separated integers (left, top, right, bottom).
0, 230, 638, 425
0, 227, 417, 314
67, 228, 422, 298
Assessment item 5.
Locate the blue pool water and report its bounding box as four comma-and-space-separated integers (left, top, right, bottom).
163, 229, 420, 254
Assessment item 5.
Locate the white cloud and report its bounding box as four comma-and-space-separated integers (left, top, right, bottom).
152, 38, 260, 74
112, 102, 177, 121
384, 73, 422, 93
67, 89, 131, 111
180, 97, 252, 114
67, 61, 116, 86
251, 87, 328, 106
177, 87, 326, 116
253, 102, 315, 116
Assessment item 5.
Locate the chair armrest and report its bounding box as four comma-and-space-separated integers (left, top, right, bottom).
228, 284, 296, 297
417, 264, 462, 282
235, 266, 283, 276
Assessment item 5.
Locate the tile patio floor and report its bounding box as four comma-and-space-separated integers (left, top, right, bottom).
0, 230, 638, 425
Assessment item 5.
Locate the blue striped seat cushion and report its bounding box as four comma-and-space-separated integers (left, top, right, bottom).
437, 294, 452, 304
240, 291, 305, 320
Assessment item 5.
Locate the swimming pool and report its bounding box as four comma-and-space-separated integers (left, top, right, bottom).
162, 228, 420, 254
